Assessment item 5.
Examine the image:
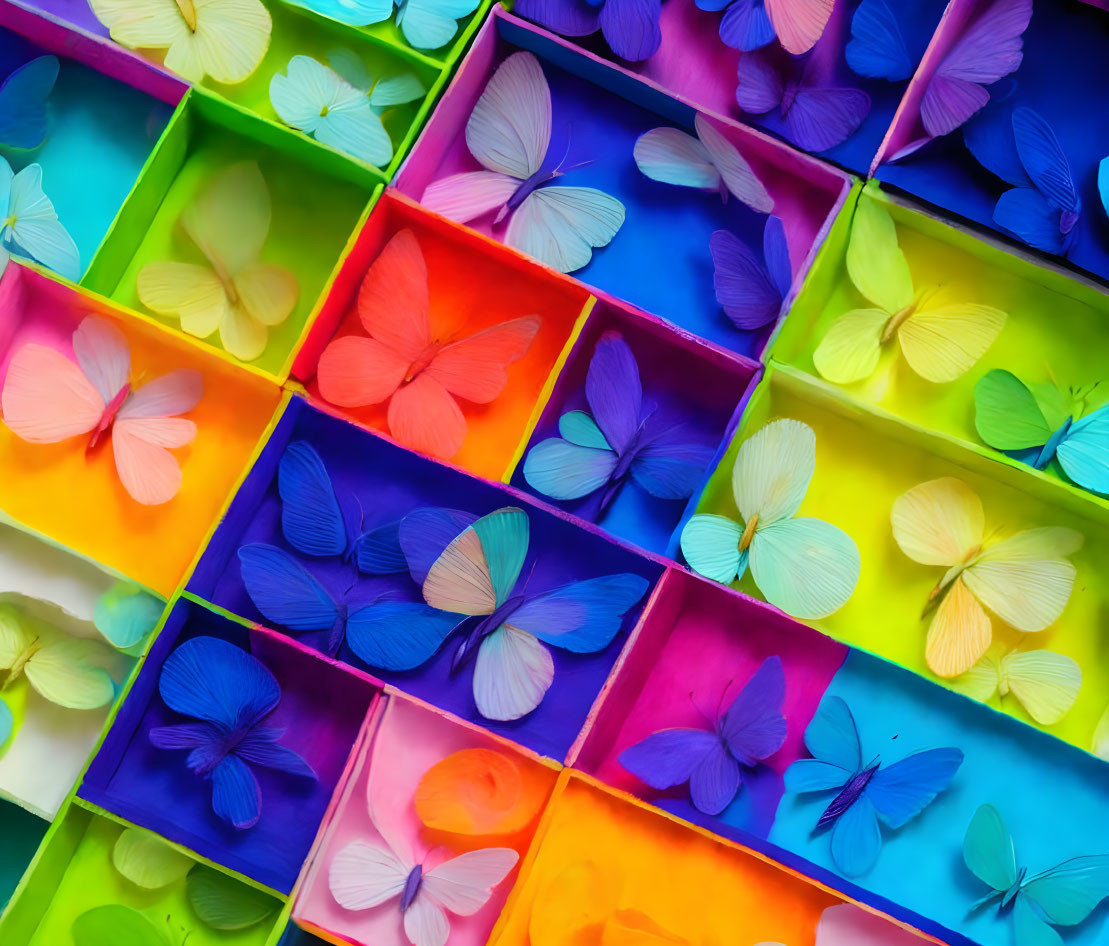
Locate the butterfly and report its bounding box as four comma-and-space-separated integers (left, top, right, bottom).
87, 0, 272, 85
618, 656, 787, 816
963, 804, 1109, 946
845, 0, 920, 83
916, 0, 1032, 139
316, 228, 540, 459
270, 55, 418, 167
94, 584, 165, 655
785, 696, 963, 877
633, 113, 774, 211
951, 647, 1081, 726
329, 778, 519, 946
1095, 705, 1109, 761
710, 215, 792, 330
522, 331, 715, 510
965, 105, 1081, 257
288, 0, 479, 49
736, 48, 871, 154
185, 864, 279, 929
513, 0, 662, 61
148, 635, 317, 830
1, 314, 203, 506
137, 162, 299, 362
816, 902, 931, 946
0, 158, 79, 281
974, 369, 1109, 494
400, 505, 649, 721
680, 418, 860, 620
812, 198, 1006, 385
0, 56, 59, 150
111, 826, 193, 891
890, 477, 1083, 679
695, 0, 833, 54
422, 51, 626, 274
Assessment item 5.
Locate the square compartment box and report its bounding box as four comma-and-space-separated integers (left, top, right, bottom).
0, 798, 46, 911
572, 570, 1109, 946
187, 395, 663, 761
293, 690, 559, 946
0, 9, 180, 282
292, 189, 594, 481
0, 517, 166, 819
395, 7, 852, 360
488, 770, 933, 946
509, 295, 760, 557
79, 597, 380, 893
0, 802, 285, 945
80, 87, 379, 380
772, 182, 1109, 519
875, 0, 1109, 285
510, 0, 950, 175
684, 362, 1109, 755
0, 263, 282, 596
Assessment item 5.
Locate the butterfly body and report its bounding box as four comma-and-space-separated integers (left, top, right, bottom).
816, 759, 879, 829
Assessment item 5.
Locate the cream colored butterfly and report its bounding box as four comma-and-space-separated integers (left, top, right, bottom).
88, 0, 272, 85
813, 199, 1006, 384
137, 162, 299, 362
0, 603, 116, 710
951, 646, 1081, 725
891, 477, 1082, 679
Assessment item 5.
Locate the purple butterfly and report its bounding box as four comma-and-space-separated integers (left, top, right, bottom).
619, 656, 787, 816
513, 0, 661, 61
710, 215, 792, 330
736, 47, 870, 153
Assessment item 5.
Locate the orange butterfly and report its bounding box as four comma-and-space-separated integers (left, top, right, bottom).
316, 229, 540, 459
1, 316, 202, 505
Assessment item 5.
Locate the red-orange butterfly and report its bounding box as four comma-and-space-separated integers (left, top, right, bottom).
1, 315, 203, 505
316, 229, 540, 459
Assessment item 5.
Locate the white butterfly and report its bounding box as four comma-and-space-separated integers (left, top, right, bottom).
421, 51, 625, 274
329, 787, 518, 946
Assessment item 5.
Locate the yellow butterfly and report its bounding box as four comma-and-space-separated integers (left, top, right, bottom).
951, 646, 1081, 725
813, 199, 1006, 384
137, 162, 299, 362
891, 477, 1082, 678
88, 0, 272, 85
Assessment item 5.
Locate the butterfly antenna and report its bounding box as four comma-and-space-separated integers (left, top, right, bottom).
687, 689, 715, 728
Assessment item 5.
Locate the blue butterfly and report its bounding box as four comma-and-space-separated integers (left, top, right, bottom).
618, 656, 787, 816
522, 332, 714, 511
785, 696, 963, 876
845, 0, 920, 82
288, 0, 479, 50
964, 804, 1109, 946
148, 636, 317, 830
965, 103, 1081, 256
710, 215, 792, 330
0, 56, 59, 151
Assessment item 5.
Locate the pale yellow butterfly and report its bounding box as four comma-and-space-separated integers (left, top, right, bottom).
890, 477, 1082, 678
0, 603, 116, 710
88, 0, 272, 85
812, 199, 1006, 384
137, 162, 299, 362
950, 646, 1081, 725
112, 826, 194, 890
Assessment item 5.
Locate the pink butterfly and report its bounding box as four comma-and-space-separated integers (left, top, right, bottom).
1, 315, 203, 505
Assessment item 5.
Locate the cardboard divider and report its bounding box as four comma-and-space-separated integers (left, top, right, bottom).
79, 597, 380, 893
395, 8, 853, 360
292, 189, 594, 480
0, 263, 282, 595
186, 394, 663, 760
689, 361, 1109, 752
508, 294, 761, 557
292, 690, 559, 946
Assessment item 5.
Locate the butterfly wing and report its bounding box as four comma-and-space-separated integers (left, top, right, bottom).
718, 0, 776, 51
974, 370, 1053, 451
288, 0, 393, 26
111, 827, 193, 890
680, 514, 747, 584
356, 228, 429, 362
766, 0, 834, 55
183, 161, 271, 283
846, 198, 912, 314
136, 262, 229, 340
830, 793, 882, 876
920, 0, 1032, 137
425, 315, 541, 403
387, 373, 467, 459
398, 507, 479, 584
732, 417, 815, 526
584, 331, 642, 457
864, 747, 963, 829
523, 437, 618, 501
6, 163, 80, 279
1100, 157, 1109, 220
898, 304, 1006, 383
0, 56, 59, 151
561, 409, 611, 448
345, 600, 459, 671
785, 696, 860, 793
396, 0, 479, 51
328, 839, 410, 909
846, 0, 913, 81
1, 343, 103, 443
466, 51, 550, 180
1010, 107, 1079, 217
94, 585, 164, 653
1001, 650, 1081, 725
783, 86, 870, 153
694, 113, 774, 212
630, 434, 714, 501
949, 651, 1001, 704
926, 576, 992, 678
709, 229, 783, 331
506, 185, 626, 274
421, 171, 521, 224
472, 624, 555, 721
421, 847, 519, 916
71, 905, 174, 946
25, 636, 116, 709
112, 379, 201, 505
238, 543, 340, 635
750, 517, 860, 619
890, 476, 982, 567
276, 441, 347, 557
735, 50, 784, 116
354, 520, 410, 575
964, 803, 1019, 895
170, 0, 272, 86
1012, 896, 1066, 946
1021, 856, 1109, 927
633, 126, 720, 191
619, 727, 721, 790
718, 655, 788, 765
597, 0, 662, 61
811, 309, 889, 384
1056, 406, 1109, 493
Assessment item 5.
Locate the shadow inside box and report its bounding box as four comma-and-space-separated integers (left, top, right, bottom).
79, 598, 379, 894
187, 396, 663, 762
